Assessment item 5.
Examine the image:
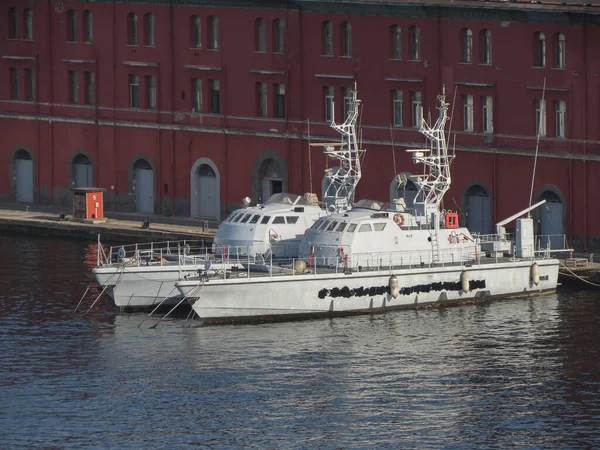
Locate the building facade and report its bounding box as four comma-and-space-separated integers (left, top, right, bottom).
2, 0, 600, 250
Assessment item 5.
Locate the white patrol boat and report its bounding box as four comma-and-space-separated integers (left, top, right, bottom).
175, 87, 563, 324
89, 91, 365, 311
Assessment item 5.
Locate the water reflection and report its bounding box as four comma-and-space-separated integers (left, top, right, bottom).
0, 234, 599, 448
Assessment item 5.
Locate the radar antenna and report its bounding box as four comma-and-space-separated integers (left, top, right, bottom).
310, 82, 365, 212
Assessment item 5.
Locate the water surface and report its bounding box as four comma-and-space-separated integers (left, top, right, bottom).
1, 234, 599, 449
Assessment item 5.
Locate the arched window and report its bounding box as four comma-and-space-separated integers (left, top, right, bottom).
8, 7, 18, 39
409, 25, 420, 60
534, 32, 545, 67
127, 13, 138, 45
190, 15, 200, 48
341, 22, 351, 56
480, 29, 492, 64
273, 18, 285, 53
24, 8, 33, 40
67, 9, 77, 42
144, 13, 154, 46
322, 21, 333, 56
462, 28, 472, 63
83, 10, 93, 43
555, 33, 566, 69
391, 25, 401, 60
208, 16, 218, 50
255, 18, 266, 52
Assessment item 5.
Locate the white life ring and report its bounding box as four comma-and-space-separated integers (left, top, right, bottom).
393, 213, 405, 227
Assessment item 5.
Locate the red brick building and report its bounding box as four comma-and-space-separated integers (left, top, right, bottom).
2, 0, 600, 250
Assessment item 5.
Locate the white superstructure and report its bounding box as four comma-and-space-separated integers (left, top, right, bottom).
175, 87, 563, 324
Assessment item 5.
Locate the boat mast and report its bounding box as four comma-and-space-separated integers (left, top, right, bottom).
313, 82, 365, 212
410, 88, 454, 226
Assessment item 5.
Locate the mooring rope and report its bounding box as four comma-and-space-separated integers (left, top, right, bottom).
559, 261, 600, 288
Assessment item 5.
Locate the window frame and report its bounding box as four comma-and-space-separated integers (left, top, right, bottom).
8, 7, 18, 39
535, 98, 546, 137
325, 86, 334, 122
69, 70, 79, 104
391, 25, 401, 60
463, 94, 474, 132
192, 78, 202, 113
208, 16, 218, 50
146, 75, 157, 110
25, 68, 35, 101
341, 22, 352, 57
462, 28, 473, 63
482, 95, 493, 134
411, 91, 422, 128
555, 33, 566, 69
255, 18, 266, 53
190, 15, 201, 49
128, 13, 138, 46
555, 100, 566, 138
481, 29, 492, 64
84, 71, 95, 105
129, 74, 140, 108
144, 13, 155, 47
322, 21, 333, 56
67, 9, 77, 42
9, 67, 19, 100
534, 32, 546, 67
273, 18, 285, 54
409, 25, 420, 60
393, 89, 403, 127
24, 8, 33, 40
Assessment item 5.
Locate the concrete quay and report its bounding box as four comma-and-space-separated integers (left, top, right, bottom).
0, 203, 216, 243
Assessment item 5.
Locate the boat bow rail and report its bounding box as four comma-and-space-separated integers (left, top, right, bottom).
95, 239, 272, 269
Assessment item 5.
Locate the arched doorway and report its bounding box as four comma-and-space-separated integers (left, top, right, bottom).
538, 190, 564, 249
133, 158, 154, 214
390, 173, 419, 209
72, 153, 93, 188
465, 184, 491, 235
259, 158, 282, 203
190, 160, 219, 219
322, 167, 349, 209
14, 149, 34, 203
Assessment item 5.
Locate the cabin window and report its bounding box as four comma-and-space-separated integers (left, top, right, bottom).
273, 216, 285, 224
317, 220, 329, 231
327, 221, 339, 231
261, 216, 271, 224
225, 212, 237, 222
240, 214, 252, 223
336, 222, 347, 232
286, 216, 299, 224
347, 223, 357, 233
358, 224, 372, 232
374, 223, 387, 231
250, 215, 260, 224
232, 213, 245, 223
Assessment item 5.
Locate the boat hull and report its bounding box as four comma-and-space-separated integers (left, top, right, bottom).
92, 265, 200, 310
177, 259, 560, 324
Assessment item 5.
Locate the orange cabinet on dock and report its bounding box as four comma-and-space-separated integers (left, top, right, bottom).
71, 187, 106, 221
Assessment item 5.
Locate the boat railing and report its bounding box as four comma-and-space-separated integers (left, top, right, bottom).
475, 233, 515, 243
219, 242, 558, 282
98, 241, 265, 268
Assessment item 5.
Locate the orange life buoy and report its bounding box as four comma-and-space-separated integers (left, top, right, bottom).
445, 212, 459, 229
393, 213, 405, 227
